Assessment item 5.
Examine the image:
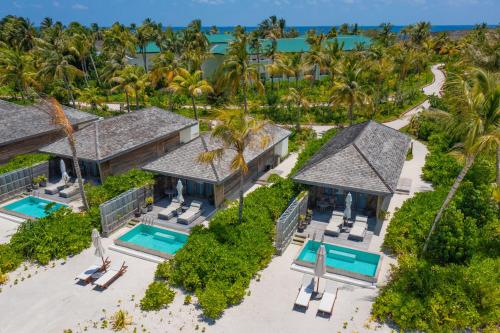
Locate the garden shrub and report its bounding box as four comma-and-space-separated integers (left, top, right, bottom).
0, 153, 50, 174
196, 281, 228, 319
140, 281, 175, 311
422, 151, 461, 186
0, 243, 23, 273
154, 261, 172, 281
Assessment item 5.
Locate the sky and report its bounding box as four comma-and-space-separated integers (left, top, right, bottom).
1, 0, 499, 27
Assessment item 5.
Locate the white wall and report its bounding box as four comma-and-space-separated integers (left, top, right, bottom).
274, 138, 289, 159
180, 123, 200, 143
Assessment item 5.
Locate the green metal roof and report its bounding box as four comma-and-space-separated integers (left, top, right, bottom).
210, 35, 372, 55
138, 35, 371, 55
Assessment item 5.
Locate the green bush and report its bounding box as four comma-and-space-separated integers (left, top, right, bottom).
0, 153, 50, 174
86, 169, 155, 207
422, 152, 461, 186
0, 243, 23, 273
140, 281, 175, 311
154, 261, 172, 281
170, 178, 297, 319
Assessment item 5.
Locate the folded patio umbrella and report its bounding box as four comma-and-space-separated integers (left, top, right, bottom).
314, 244, 326, 293
344, 192, 352, 221
91, 228, 106, 266
176, 179, 184, 204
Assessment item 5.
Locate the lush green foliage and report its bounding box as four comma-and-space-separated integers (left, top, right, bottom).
140, 281, 175, 311
170, 178, 297, 318
86, 169, 155, 207
0, 153, 50, 174
288, 127, 316, 152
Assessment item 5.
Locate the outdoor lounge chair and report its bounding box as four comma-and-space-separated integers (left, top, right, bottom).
44, 180, 66, 195
318, 280, 338, 317
59, 182, 80, 198
158, 198, 182, 220
295, 274, 315, 309
348, 216, 368, 241
76, 257, 111, 284
93, 262, 128, 289
324, 211, 344, 237
177, 201, 203, 225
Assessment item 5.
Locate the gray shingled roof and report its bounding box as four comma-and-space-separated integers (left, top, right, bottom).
40, 107, 197, 162
0, 99, 98, 146
143, 124, 291, 184
293, 121, 410, 195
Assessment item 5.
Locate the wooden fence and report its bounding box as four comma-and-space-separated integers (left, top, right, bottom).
0, 162, 49, 202
275, 191, 309, 255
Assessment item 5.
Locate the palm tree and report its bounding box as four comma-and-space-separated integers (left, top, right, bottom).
276, 53, 310, 85
224, 34, 264, 113
422, 68, 500, 253
330, 58, 367, 125
281, 87, 310, 129
149, 51, 180, 111
110, 65, 142, 112
78, 86, 104, 111
170, 68, 213, 120
198, 109, 270, 224
376, 23, 395, 47
0, 44, 38, 100
136, 19, 156, 72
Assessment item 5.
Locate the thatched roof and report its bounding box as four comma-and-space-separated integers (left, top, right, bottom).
293, 121, 410, 195
0, 100, 98, 146
40, 107, 197, 162
143, 124, 290, 184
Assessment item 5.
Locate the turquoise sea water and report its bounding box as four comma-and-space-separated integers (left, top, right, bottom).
297, 240, 380, 277
118, 224, 188, 255
3, 196, 67, 218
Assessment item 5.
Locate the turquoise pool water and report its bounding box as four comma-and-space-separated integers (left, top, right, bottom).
3, 196, 67, 218
118, 224, 188, 255
297, 240, 380, 277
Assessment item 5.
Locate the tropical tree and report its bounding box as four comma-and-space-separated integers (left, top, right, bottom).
330, 57, 367, 125
423, 68, 500, 253
0, 44, 38, 99
170, 68, 213, 120
276, 53, 310, 85
110, 65, 144, 112
224, 34, 264, 113
198, 109, 270, 224
376, 23, 396, 47
149, 51, 180, 111
78, 86, 104, 111
281, 87, 310, 129
136, 19, 156, 72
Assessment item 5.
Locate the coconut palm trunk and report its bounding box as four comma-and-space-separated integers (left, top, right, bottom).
242, 82, 248, 114
422, 155, 475, 253
89, 53, 101, 86
496, 145, 500, 186
124, 90, 131, 112
68, 135, 89, 211
191, 96, 199, 120
238, 170, 245, 224
63, 73, 76, 108
348, 101, 354, 126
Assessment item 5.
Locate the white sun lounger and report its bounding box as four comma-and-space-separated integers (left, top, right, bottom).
324, 211, 344, 237
177, 201, 203, 225
59, 183, 80, 198
318, 280, 338, 316
44, 180, 66, 195
76, 257, 110, 284
295, 274, 315, 309
348, 216, 368, 241
93, 262, 127, 289
158, 198, 182, 220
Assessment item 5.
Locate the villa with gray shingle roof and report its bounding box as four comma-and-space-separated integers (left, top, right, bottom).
293, 120, 410, 218
143, 124, 290, 207
40, 107, 199, 182
0, 99, 98, 164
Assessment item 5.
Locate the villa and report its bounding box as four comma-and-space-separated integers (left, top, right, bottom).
293, 121, 410, 222
39, 107, 198, 182
0, 99, 98, 164
129, 34, 372, 80
143, 124, 290, 207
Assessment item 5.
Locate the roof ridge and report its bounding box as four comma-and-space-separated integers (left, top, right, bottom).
200, 134, 221, 183
352, 141, 393, 193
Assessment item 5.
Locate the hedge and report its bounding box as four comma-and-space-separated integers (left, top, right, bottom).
0, 153, 50, 174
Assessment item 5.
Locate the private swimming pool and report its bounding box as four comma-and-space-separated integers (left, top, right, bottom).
2, 196, 67, 219
115, 224, 189, 259
295, 240, 382, 283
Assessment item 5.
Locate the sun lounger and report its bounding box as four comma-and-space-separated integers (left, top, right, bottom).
318, 280, 338, 316
59, 182, 80, 198
158, 198, 182, 220
76, 257, 110, 284
324, 211, 344, 237
348, 217, 368, 241
177, 201, 203, 225
93, 262, 127, 289
295, 274, 315, 309
44, 180, 66, 195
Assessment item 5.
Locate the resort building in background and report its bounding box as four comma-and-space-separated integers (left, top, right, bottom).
0, 100, 98, 164
293, 121, 410, 222
40, 107, 198, 182
143, 124, 290, 207
128, 34, 372, 80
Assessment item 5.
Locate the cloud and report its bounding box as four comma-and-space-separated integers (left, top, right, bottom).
192, 0, 226, 4
72, 3, 88, 10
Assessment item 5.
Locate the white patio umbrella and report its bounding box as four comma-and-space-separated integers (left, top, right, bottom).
60, 159, 69, 184
91, 229, 106, 266
344, 192, 352, 221
176, 179, 184, 204
314, 244, 327, 293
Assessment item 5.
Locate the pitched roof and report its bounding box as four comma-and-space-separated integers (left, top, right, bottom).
293, 121, 410, 195
0, 100, 98, 146
40, 107, 197, 162
143, 124, 291, 184
210, 35, 372, 55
